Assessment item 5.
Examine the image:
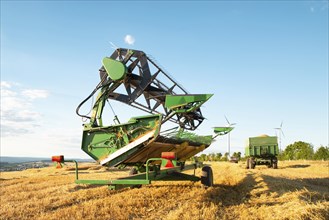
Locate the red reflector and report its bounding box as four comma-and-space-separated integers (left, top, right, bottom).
52, 155, 64, 162
164, 160, 174, 168
161, 152, 176, 160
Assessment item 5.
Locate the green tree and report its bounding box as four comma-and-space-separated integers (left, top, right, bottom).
277, 151, 285, 160
232, 152, 242, 160
215, 153, 222, 161
313, 146, 329, 160
221, 152, 229, 161
209, 153, 216, 161
198, 154, 207, 162
283, 141, 314, 160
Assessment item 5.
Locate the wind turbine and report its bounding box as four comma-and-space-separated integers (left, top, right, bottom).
224, 115, 236, 158
274, 121, 285, 152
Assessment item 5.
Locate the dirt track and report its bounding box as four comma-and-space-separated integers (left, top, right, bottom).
1, 161, 328, 220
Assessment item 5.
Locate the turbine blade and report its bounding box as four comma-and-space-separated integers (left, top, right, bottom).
224, 115, 230, 125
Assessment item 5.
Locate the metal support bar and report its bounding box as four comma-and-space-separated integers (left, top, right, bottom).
77, 48, 211, 131
63, 160, 79, 180
76, 179, 150, 185
69, 159, 204, 190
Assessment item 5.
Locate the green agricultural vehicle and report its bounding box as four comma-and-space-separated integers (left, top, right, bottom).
52, 48, 232, 190
245, 135, 279, 169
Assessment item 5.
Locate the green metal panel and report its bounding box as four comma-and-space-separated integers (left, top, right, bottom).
245, 135, 279, 156
213, 127, 234, 135
75, 179, 151, 185
165, 94, 213, 113
248, 135, 277, 146
81, 114, 162, 166
102, 57, 127, 81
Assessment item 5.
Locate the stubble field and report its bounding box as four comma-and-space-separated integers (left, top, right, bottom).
1, 160, 328, 220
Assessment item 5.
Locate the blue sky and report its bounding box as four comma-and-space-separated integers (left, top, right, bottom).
1, 1, 328, 158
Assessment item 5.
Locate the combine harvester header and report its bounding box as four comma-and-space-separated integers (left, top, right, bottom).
53, 48, 232, 190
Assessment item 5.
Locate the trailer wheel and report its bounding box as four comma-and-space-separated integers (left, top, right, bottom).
272, 157, 278, 169
129, 168, 142, 189
246, 158, 250, 169
201, 166, 213, 188
249, 158, 255, 169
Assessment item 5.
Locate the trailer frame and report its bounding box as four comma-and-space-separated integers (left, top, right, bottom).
53, 156, 212, 190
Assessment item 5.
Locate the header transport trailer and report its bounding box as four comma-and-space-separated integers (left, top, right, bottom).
245, 135, 279, 169
52, 48, 232, 190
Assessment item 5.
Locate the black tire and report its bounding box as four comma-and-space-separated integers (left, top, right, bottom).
249, 158, 255, 169
129, 168, 142, 189
246, 158, 250, 169
272, 157, 278, 169
201, 166, 213, 188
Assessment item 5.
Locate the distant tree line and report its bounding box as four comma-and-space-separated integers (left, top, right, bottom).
279, 141, 329, 161
194, 141, 328, 162
195, 152, 242, 162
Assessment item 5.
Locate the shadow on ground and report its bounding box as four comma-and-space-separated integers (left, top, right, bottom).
283, 164, 310, 168
261, 174, 329, 202
202, 173, 258, 206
